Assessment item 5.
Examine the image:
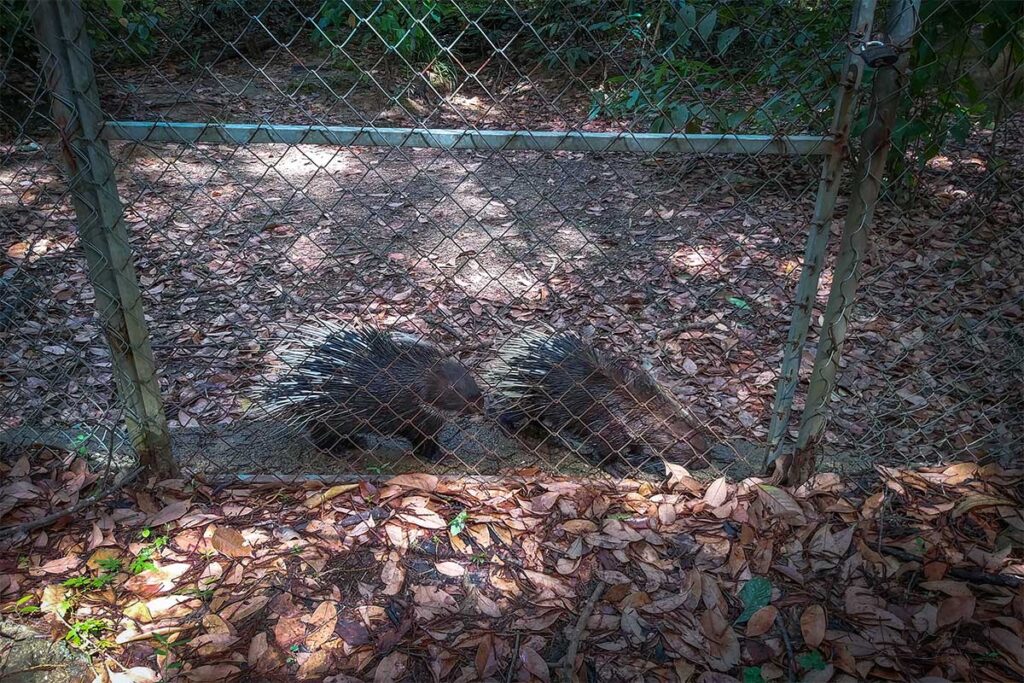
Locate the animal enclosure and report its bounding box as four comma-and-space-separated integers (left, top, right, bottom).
1, 0, 1021, 484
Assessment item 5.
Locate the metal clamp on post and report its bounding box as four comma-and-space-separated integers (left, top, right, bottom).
859, 39, 899, 68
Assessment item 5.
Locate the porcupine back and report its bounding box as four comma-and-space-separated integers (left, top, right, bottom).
487, 328, 708, 469
258, 323, 481, 458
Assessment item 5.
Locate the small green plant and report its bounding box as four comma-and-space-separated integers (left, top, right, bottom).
470, 552, 488, 565
152, 632, 189, 669
65, 617, 111, 650
96, 557, 123, 573
448, 510, 469, 536
63, 573, 117, 591
607, 512, 631, 521
70, 432, 90, 456
62, 557, 122, 592
129, 531, 168, 574
57, 598, 74, 618
130, 547, 158, 574
14, 595, 40, 614
182, 587, 215, 602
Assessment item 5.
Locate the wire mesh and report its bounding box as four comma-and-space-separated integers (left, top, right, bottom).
1, 0, 1020, 487
805, 0, 1024, 472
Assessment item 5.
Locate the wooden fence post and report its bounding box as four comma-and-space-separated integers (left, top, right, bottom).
765, 0, 878, 469
30, 0, 177, 479
785, 0, 922, 484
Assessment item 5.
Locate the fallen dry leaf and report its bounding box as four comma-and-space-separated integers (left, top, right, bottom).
519, 645, 551, 682
207, 525, 253, 558
435, 561, 465, 577
386, 473, 439, 492
108, 667, 159, 683
34, 555, 80, 575
183, 665, 241, 681
149, 500, 190, 527
745, 605, 778, 637
302, 484, 359, 508
936, 595, 976, 628
801, 604, 826, 648
373, 651, 409, 683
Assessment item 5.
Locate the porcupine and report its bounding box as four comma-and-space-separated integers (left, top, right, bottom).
485, 328, 709, 473
258, 323, 484, 461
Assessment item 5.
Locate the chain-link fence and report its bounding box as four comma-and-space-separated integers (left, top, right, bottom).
817, 0, 1024, 472
1, 0, 1021, 488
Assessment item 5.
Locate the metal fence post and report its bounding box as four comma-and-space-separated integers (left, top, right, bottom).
785, 0, 922, 483
765, 0, 877, 471
30, 0, 177, 478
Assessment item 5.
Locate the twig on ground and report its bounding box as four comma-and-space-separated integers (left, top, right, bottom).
506, 632, 520, 683
560, 580, 606, 683
0, 466, 143, 539
879, 545, 1023, 588
777, 614, 797, 683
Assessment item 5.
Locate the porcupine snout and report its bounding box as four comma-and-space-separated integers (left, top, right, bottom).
425, 358, 485, 415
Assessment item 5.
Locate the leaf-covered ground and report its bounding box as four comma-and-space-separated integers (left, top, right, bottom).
2, 44, 1022, 476
1, 448, 1022, 682
3, 108, 1021, 477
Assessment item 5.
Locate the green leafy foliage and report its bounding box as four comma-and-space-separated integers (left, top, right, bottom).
880, 0, 1024, 199
129, 531, 168, 574
96, 557, 123, 573
588, 1, 851, 134
62, 557, 123, 592
84, 0, 165, 60
129, 546, 157, 574
798, 649, 828, 671
152, 632, 191, 662
63, 573, 118, 591
448, 510, 469, 536
65, 617, 111, 650
317, 0, 445, 66
736, 576, 772, 624
742, 667, 765, 683
14, 595, 40, 614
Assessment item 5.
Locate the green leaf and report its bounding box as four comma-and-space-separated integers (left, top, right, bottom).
736, 577, 772, 624
697, 10, 717, 42
625, 88, 641, 109
448, 510, 468, 536
717, 27, 740, 55
727, 296, 750, 310
742, 667, 765, 683
677, 3, 696, 30
671, 103, 691, 128
105, 0, 126, 19
798, 650, 828, 671
96, 557, 123, 573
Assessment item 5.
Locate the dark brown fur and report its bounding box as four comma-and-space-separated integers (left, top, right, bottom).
487, 330, 709, 474
260, 325, 483, 461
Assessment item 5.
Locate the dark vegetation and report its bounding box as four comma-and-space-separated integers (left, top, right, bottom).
2, 1, 1022, 199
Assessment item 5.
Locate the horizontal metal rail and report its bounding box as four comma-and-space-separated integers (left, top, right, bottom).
101, 121, 834, 156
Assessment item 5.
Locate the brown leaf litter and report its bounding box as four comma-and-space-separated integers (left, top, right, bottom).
1, 448, 1022, 682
